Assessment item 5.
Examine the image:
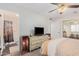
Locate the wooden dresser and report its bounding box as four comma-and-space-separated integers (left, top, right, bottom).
29, 35, 49, 51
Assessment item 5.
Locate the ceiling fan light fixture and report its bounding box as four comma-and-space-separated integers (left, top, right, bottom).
58, 4, 68, 14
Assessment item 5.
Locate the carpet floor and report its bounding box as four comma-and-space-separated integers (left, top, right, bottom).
0, 48, 41, 56
22, 49, 41, 56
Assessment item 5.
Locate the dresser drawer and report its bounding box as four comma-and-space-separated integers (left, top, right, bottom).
30, 43, 41, 51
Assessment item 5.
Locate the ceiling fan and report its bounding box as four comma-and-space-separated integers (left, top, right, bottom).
49, 3, 79, 14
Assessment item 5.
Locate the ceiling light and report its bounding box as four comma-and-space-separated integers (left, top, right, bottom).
58, 4, 68, 14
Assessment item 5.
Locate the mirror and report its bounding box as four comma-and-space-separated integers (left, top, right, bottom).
62, 19, 79, 39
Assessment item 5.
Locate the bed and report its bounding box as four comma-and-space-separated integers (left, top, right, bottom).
41, 38, 79, 56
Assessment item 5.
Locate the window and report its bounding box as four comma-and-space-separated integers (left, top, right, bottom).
71, 24, 79, 32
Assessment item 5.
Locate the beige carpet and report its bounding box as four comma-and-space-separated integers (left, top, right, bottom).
0, 49, 41, 56
23, 49, 41, 56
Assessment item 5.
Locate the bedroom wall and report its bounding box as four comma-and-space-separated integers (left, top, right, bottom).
21, 11, 51, 36
51, 18, 62, 39
0, 4, 51, 36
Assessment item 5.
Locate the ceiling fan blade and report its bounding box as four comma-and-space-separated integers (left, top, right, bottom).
51, 3, 59, 5
68, 5, 79, 8
48, 6, 63, 13
50, 3, 60, 7
48, 8, 58, 13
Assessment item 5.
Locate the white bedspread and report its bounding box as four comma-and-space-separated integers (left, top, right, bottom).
41, 38, 79, 56
48, 38, 67, 56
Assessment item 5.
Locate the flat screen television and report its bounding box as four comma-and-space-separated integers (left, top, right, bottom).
34, 27, 44, 35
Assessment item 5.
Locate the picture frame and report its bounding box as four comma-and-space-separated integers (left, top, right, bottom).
4, 20, 14, 43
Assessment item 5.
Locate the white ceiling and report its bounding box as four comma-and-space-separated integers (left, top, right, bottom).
0, 3, 79, 19
16, 3, 79, 19
15, 3, 57, 16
